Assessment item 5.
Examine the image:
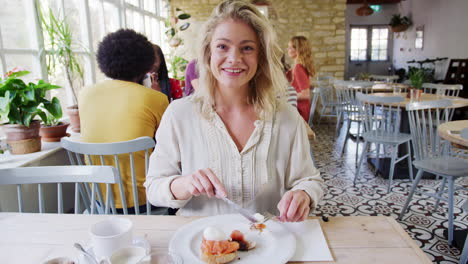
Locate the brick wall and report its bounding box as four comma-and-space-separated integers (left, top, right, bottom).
171, 0, 346, 79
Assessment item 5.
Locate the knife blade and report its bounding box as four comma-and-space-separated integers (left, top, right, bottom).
220, 196, 258, 223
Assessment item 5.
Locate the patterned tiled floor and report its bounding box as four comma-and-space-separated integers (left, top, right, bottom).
310, 121, 467, 264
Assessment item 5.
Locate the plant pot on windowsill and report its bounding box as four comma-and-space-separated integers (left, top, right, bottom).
40, 122, 70, 142
66, 105, 80, 133
390, 24, 409, 33
2, 120, 42, 154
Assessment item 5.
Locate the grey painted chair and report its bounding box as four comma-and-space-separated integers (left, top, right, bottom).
61, 136, 156, 215
370, 74, 399, 83
354, 92, 413, 192
317, 78, 342, 129
0, 166, 117, 214
308, 87, 320, 127
399, 99, 468, 245
422, 83, 463, 97
460, 200, 468, 264
335, 80, 374, 165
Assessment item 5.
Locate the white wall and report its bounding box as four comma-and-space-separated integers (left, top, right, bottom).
345, 4, 399, 78
393, 0, 468, 80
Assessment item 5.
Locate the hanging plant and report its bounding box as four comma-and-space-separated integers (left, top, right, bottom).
389, 14, 412, 32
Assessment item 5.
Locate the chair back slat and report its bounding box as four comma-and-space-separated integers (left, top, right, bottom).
57, 183, 63, 213
0, 166, 117, 214
16, 185, 23, 213
356, 92, 404, 137
406, 99, 452, 160
422, 83, 463, 97
61, 137, 155, 215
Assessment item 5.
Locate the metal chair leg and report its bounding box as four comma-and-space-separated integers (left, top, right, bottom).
447, 176, 455, 245
375, 143, 381, 176
433, 176, 447, 212
406, 142, 414, 181
399, 169, 424, 220
341, 120, 352, 156
387, 144, 398, 193
354, 141, 368, 185
355, 121, 361, 166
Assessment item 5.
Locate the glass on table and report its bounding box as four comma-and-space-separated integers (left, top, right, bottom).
137, 251, 183, 264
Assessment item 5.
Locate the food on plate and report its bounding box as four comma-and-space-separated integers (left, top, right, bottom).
201, 226, 240, 264
230, 230, 256, 251
249, 213, 267, 232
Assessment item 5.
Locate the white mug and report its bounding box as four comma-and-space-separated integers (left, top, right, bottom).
90, 217, 133, 258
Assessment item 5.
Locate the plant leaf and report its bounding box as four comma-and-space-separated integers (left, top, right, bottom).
0, 91, 11, 119
43, 97, 63, 119
178, 13, 190, 20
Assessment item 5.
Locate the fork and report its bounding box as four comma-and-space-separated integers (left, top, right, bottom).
257, 211, 278, 224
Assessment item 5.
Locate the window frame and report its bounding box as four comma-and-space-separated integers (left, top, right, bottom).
0, 0, 168, 95
349, 25, 390, 63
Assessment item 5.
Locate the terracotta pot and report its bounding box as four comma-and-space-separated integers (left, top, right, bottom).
407, 88, 423, 100
2, 120, 42, 154
40, 122, 70, 142
390, 24, 409, 33
66, 105, 80, 133
3, 120, 41, 141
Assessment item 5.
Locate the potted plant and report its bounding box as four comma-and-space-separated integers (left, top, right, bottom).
39, 7, 84, 132
0, 68, 61, 154
39, 97, 69, 142
389, 14, 412, 33
165, 7, 191, 48
357, 72, 371, 81
407, 68, 425, 100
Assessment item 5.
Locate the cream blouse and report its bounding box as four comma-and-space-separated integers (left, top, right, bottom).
144, 97, 324, 216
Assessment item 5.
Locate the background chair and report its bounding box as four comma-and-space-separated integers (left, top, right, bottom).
0, 166, 117, 214
370, 74, 399, 83
61, 136, 158, 215
422, 83, 463, 97
317, 79, 342, 129
354, 92, 413, 192
308, 87, 320, 127
334, 80, 374, 164
399, 99, 468, 245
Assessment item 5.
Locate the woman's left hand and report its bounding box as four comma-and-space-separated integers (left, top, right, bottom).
277, 190, 311, 222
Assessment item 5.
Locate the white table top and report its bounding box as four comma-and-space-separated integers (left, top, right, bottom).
0, 213, 432, 264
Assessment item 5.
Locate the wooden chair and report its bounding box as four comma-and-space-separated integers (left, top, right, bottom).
61, 136, 157, 215
399, 99, 468, 245
0, 166, 117, 214
354, 92, 413, 192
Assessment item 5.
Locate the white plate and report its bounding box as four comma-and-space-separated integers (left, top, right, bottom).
169, 214, 296, 264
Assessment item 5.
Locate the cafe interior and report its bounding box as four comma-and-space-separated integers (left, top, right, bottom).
0, 0, 467, 263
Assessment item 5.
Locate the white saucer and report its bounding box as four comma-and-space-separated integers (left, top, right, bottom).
80, 237, 150, 264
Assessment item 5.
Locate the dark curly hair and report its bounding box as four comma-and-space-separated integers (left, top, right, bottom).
96, 29, 155, 82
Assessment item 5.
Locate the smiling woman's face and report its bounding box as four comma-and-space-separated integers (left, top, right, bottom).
209, 19, 259, 91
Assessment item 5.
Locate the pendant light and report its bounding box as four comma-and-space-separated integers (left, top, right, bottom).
356, 0, 374, 16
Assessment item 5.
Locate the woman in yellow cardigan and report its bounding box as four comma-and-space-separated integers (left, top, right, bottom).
79, 29, 169, 213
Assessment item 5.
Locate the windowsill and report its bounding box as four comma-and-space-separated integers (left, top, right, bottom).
0, 126, 79, 169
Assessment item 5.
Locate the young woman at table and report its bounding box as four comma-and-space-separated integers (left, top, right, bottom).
80, 29, 169, 213
145, 0, 323, 222
286, 36, 316, 122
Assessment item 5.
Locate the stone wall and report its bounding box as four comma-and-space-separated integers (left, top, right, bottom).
171, 0, 346, 79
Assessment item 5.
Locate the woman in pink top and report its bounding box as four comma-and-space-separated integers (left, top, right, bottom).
286, 36, 316, 121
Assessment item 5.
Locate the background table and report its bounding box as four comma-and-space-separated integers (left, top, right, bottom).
438, 120, 468, 148
0, 213, 432, 264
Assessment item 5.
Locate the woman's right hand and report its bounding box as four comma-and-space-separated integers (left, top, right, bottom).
170, 168, 227, 200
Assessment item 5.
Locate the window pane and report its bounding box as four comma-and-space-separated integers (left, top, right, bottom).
371, 28, 388, 61
103, 2, 120, 33
125, 0, 139, 7
144, 0, 156, 13
133, 12, 144, 33
158, 0, 169, 17
0, 0, 34, 49
63, 0, 83, 46
350, 28, 367, 61
4, 54, 41, 82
